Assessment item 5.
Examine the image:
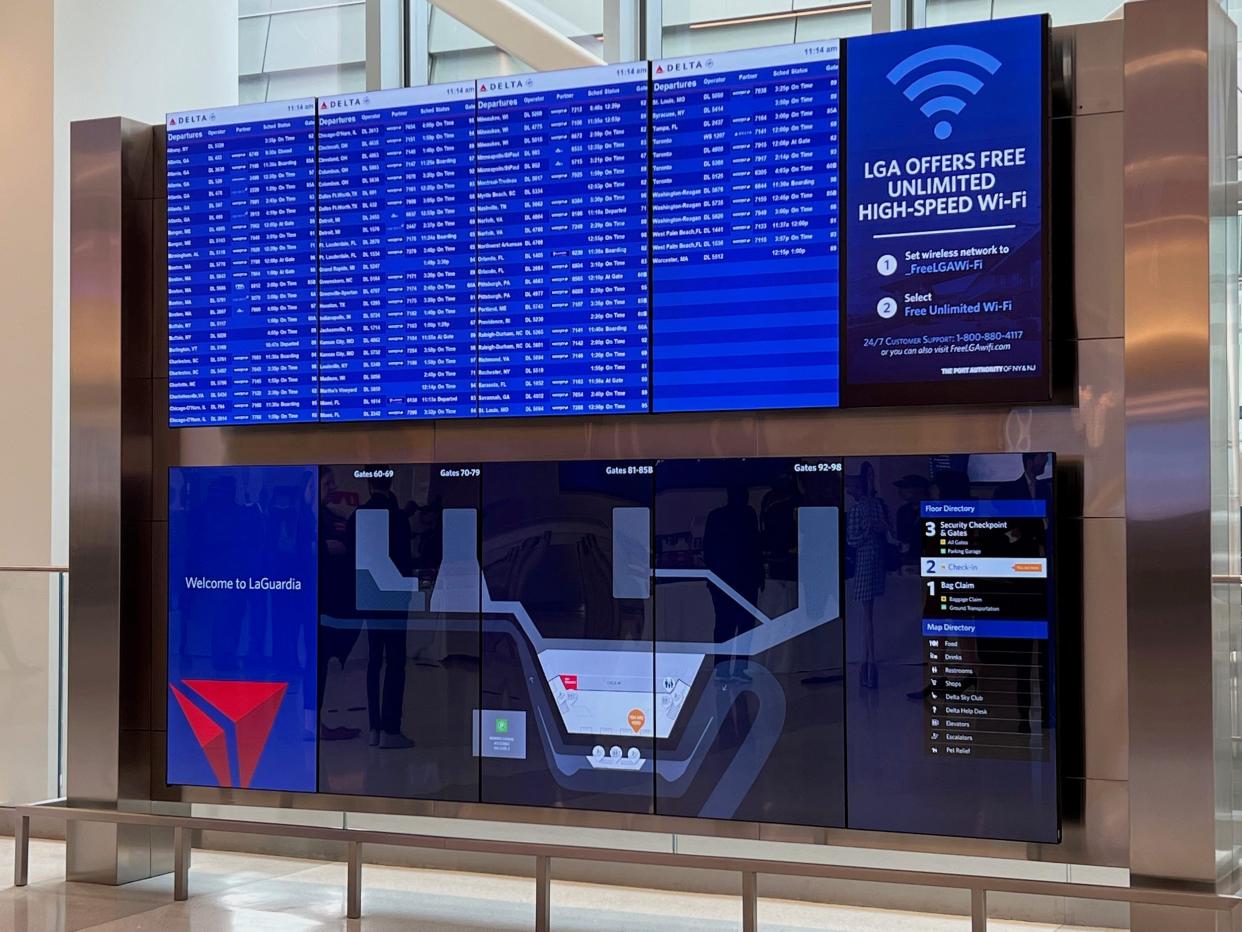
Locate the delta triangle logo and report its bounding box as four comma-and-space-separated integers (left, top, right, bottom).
169, 684, 230, 785
170, 679, 288, 788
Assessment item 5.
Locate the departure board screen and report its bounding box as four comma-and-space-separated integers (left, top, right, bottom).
475, 63, 651, 417
317, 83, 477, 421
167, 99, 319, 426
166, 18, 1051, 428
650, 42, 842, 413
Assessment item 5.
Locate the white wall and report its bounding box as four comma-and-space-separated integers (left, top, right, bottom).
0, 0, 58, 808
0, 0, 239, 807
52, 0, 240, 564
1, 0, 56, 573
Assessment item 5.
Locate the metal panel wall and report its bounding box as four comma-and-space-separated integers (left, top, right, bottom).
130, 19, 1127, 872
1123, 0, 1236, 909
68, 18, 1142, 883
67, 118, 176, 883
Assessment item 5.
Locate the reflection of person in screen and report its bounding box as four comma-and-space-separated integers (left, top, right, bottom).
354, 473, 414, 750
893, 474, 930, 571
989, 452, 1052, 734
703, 484, 762, 683
907, 468, 980, 702
995, 452, 1051, 502
760, 472, 802, 616
318, 467, 361, 742
262, 479, 315, 669
847, 462, 889, 690
193, 475, 257, 671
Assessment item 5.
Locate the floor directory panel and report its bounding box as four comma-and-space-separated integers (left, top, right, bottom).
475, 64, 651, 417
317, 463, 481, 800
316, 84, 477, 421
479, 460, 655, 813
167, 466, 319, 791
842, 15, 1048, 405
653, 458, 845, 826
843, 453, 1058, 842
651, 41, 842, 413
166, 100, 319, 425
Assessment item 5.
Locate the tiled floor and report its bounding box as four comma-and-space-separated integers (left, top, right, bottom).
0, 837, 1118, 931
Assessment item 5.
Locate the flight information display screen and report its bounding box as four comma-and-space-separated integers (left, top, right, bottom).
316, 83, 477, 421
475, 63, 651, 417
165, 18, 1051, 427
650, 41, 843, 413
167, 99, 319, 426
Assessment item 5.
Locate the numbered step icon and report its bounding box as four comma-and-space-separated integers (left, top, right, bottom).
876, 297, 898, 319
876, 254, 898, 276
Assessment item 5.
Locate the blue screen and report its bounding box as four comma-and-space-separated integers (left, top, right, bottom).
650, 42, 842, 413
316, 84, 478, 421
167, 465, 319, 791
167, 454, 1059, 842
475, 64, 652, 417
843, 453, 1058, 842
167, 100, 319, 425
842, 16, 1047, 404
166, 18, 1048, 426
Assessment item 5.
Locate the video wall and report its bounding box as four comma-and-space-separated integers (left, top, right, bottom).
166, 15, 1049, 426
167, 451, 1059, 842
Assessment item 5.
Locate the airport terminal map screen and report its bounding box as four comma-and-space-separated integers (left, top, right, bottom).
166, 15, 1049, 426
167, 452, 1059, 843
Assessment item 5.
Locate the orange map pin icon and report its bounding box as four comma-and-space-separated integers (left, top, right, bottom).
628, 708, 646, 733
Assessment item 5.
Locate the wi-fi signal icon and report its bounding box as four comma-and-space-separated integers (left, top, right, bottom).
886, 44, 1002, 140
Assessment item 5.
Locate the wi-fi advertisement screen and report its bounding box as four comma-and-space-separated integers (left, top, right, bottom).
841, 15, 1049, 406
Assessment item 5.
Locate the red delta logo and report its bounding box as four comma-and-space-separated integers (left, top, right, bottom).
169, 679, 287, 788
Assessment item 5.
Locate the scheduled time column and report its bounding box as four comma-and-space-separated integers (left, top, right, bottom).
318, 83, 477, 422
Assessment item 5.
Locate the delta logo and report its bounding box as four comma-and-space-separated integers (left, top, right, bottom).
478, 78, 534, 93
654, 58, 713, 75
168, 114, 213, 127
320, 97, 367, 111
169, 679, 288, 788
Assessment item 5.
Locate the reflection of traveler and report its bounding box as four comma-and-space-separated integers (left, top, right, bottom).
893, 474, 930, 570
192, 475, 258, 671
760, 472, 801, 581
760, 472, 802, 618
847, 462, 890, 689
263, 477, 316, 674
318, 467, 361, 742
994, 452, 1051, 501
989, 452, 1051, 734
703, 485, 763, 683
353, 472, 414, 750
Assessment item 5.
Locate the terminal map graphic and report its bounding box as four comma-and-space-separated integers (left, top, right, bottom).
170, 453, 1058, 842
